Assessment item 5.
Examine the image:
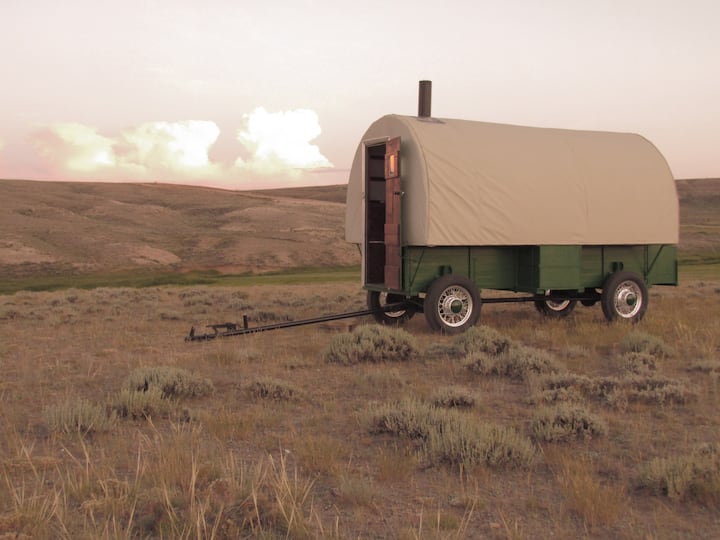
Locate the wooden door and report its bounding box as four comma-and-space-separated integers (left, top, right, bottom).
384, 137, 402, 290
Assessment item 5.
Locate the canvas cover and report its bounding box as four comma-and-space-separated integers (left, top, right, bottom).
345, 114, 679, 246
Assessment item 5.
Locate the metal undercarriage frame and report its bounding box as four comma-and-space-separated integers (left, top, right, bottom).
185, 289, 602, 342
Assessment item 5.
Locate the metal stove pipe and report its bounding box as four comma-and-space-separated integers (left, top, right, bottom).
418, 80, 432, 118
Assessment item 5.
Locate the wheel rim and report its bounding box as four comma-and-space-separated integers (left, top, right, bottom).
614, 280, 643, 318
380, 292, 406, 318
436, 285, 473, 327
545, 299, 572, 312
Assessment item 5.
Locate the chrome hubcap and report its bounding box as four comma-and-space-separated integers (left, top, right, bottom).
614, 281, 643, 318
437, 286, 472, 327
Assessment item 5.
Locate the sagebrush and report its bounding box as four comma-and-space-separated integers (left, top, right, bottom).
324, 325, 417, 365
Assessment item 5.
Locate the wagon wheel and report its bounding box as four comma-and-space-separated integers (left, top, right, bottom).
424, 275, 481, 334
367, 291, 414, 326
601, 271, 648, 322
534, 292, 577, 318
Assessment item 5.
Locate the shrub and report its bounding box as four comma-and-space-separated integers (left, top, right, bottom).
464, 345, 561, 380
637, 443, 720, 502
535, 385, 587, 404
531, 404, 608, 442
538, 374, 620, 407
503, 345, 562, 379
462, 352, 496, 376
366, 399, 535, 469
621, 331, 675, 358
431, 385, 478, 409
125, 366, 214, 399
588, 377, 626, 408
532, 372, 594, 394
45, 398, 117, 434
687, 360, 720, 375
624, 375, 696, 405
453, 326, 511, 357
620, 352, 658, 374
114, 387, 175, 419
532, 372, 695, 409
424, 415, 535, 469
248, 377, 299, 401
324, 325, 417, 365
530, 373, 591, 404
367, 398, 435, 440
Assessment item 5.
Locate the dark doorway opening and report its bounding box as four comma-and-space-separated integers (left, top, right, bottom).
364, 138, 402, 289
364, 142, 386, 285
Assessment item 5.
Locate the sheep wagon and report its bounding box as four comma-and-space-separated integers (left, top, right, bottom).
345, 83, 678, 334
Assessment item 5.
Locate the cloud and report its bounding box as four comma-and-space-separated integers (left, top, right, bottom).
115, 121, 221, 174
32, 120, 221, 181
235, 107, 333, 175
26, 108, 334, 187
33, 123, 116, 172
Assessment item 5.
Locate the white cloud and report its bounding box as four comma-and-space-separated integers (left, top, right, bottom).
33, 121, 221, 181
36, 123, 116, 172
116, 121, 220, 171
27, 109, 334, 187
235, 107, 333, 175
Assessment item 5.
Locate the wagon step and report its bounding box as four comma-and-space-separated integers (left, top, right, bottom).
185, 303, 409, 342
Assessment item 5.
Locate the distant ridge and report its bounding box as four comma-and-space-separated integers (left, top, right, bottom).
0, 178, 717, 281
0, 179, 355, 279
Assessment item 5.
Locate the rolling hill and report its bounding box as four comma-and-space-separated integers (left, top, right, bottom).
0, 180, 357, 279
0, 178, 718, 281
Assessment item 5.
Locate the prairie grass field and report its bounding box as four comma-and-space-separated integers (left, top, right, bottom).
0, 177, 718, 538
1, 277, 719, 539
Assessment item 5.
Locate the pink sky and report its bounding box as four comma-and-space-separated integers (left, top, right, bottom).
1, 0, 718, 189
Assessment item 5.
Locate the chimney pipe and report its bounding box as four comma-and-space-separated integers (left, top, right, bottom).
418, 80, 432, 118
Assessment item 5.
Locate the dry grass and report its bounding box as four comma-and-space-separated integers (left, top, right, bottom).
45, 398, 117, 435
1, 279, 720, 537
546, 450, 628, 532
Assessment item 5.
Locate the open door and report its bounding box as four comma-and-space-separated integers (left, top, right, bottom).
384, 137, 402, 290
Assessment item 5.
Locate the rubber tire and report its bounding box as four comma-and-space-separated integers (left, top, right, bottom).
367, 291, 414, 326
424, 275, 481, 334
534, 294, 577, 318
601, 271, 648, 322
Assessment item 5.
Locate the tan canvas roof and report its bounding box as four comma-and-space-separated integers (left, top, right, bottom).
345, 114, 679, 246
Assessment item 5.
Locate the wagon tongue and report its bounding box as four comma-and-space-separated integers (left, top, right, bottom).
184, 302, 410, 342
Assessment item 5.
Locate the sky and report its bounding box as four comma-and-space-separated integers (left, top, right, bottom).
1, 0, 718, 190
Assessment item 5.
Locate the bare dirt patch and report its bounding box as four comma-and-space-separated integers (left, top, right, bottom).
0, 240, 56, 264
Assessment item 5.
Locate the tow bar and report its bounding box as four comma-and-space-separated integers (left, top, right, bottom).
185, 303, 409, 342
